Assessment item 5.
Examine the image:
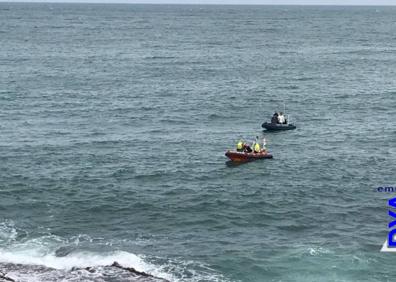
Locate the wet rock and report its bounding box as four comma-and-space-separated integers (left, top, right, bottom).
111, 262, 169, 281
54, 246, 76, 257
0, 270, 15, 282
0, 261, 169, 282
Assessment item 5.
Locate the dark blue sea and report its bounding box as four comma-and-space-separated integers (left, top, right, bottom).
0, 3, 396, 281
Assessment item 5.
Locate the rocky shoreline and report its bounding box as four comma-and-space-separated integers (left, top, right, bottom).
0, 261, 169, 282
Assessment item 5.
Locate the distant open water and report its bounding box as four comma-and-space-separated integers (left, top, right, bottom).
0, 3, 396, 281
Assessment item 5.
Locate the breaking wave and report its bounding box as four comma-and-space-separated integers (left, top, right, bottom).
0, 221, 229, 282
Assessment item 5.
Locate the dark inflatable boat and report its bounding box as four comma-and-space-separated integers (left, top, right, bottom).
225, 150, 273, 162
262, 122, 296, 131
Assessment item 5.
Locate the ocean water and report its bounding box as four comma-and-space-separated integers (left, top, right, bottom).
0, 3, 396, 281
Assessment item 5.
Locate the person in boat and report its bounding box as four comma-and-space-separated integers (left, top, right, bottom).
236, 140, 244, 152
278, 112, 287, 124
243, 143, 252, 153
271, 112, 279, 124
253, 141, 261, 153
253, 136, 261, 153
261, 138, 267, 153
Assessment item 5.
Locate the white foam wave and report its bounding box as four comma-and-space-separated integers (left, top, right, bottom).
1, 250, 140, 270
0, 221, 228, 282
0, 220, 18, 244
0, 249, 173, 280
308, 247, 331, 256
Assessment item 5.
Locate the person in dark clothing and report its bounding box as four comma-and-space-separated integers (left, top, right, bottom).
271, 112, 279, 124
243, 143, 252, 153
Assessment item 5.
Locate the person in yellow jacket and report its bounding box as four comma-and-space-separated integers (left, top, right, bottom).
253, 142, 261, 153
236, 140, 244, 152
251, 136, 259, 153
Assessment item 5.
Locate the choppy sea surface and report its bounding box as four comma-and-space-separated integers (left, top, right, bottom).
1, 3, 396, 281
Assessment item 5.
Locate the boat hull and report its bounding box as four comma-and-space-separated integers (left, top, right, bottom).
261, 122, 296, 131
225, 151, 273, 162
